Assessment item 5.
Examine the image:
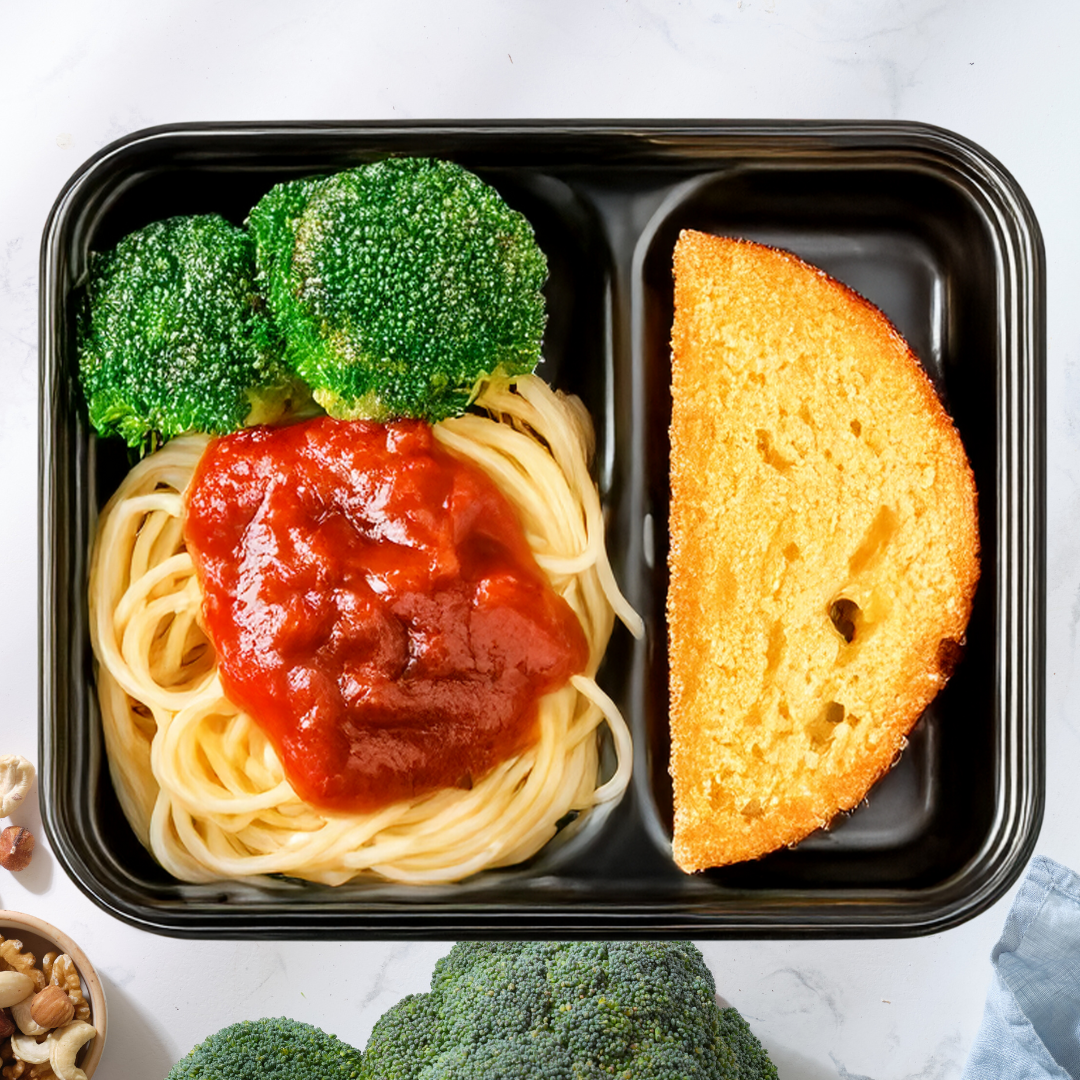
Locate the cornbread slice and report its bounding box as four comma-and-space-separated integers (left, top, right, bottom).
668, 231, 979, 873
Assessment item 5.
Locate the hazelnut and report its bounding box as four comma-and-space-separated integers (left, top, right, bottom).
0, 1007, 13, 1038
0, 825, 33, 871
29, 985, 74, 1030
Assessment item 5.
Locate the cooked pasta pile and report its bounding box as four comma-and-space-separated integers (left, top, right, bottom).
89, 375, 641, 885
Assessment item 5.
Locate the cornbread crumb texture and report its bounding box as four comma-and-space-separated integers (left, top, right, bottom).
667, 231, 979, 873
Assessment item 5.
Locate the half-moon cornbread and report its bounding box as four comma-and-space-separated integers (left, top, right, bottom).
667, 231, 980, 873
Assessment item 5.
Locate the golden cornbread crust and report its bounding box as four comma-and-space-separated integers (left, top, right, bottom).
668, 231, 980, 873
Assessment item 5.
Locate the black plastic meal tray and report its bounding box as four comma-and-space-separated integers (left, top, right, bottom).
39, 121, 1045, 938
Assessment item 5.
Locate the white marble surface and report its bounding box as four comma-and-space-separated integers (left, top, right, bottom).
1, 1, 1077, 1076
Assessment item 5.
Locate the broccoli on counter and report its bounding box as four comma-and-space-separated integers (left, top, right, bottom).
165, 1016, 363, 1079
359, 941, 777, 1079
248, 157, 548, 423
77, 214, 297, 450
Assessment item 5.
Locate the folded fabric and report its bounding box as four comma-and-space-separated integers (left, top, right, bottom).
963, 856, 1080, 1079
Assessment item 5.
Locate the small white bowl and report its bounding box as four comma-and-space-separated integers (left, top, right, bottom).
0, 910, 106, 1078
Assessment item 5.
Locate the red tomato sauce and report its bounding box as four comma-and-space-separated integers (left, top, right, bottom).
183, 416, 589, 814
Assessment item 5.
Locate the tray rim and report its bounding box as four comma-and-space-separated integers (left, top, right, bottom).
38, 118, 1045, 938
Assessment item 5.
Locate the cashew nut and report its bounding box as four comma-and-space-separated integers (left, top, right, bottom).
11, 994, 48, 1035
0, 970, 33, 1007
9, 1031, 50, 1064
48, 1020, 97, 1080
0, 755, 35, 817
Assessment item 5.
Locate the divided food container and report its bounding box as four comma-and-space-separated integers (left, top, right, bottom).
39, 121, 1044, 937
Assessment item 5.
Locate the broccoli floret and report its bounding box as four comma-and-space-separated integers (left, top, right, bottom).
245, 174, 322, 350
718, 1007, 780, 1080
359, 992, 440, 1078
165, 1016, 363, 1079
360, 942, 775, 1079
249, 157, 547, 423
77, 214, 297, 450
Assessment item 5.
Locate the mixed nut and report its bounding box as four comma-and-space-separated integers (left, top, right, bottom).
0, 760, 34, 821
0, 938, 94, 1080
0, 758, 94, 1075
0, 832, 33, 875
0, 758, 35, 873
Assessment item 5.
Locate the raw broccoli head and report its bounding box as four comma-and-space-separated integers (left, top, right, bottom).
248, 157, 548, 423
165, 1016, 363, 1079
360, 941, 776, 1079
76, 213, 297, 450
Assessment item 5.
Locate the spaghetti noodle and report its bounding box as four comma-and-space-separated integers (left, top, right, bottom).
89, 375, 641, 885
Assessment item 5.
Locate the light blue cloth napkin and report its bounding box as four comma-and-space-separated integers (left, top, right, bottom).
963, 857, 1080, 1079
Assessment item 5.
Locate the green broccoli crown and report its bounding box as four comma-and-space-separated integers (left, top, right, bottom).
248, 157, 548, 423
165, 1016, 364, 1080
360, 942, 774, 1079
77, 213, 295, 450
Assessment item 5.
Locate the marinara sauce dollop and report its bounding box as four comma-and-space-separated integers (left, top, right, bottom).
184, 416, 589, 814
